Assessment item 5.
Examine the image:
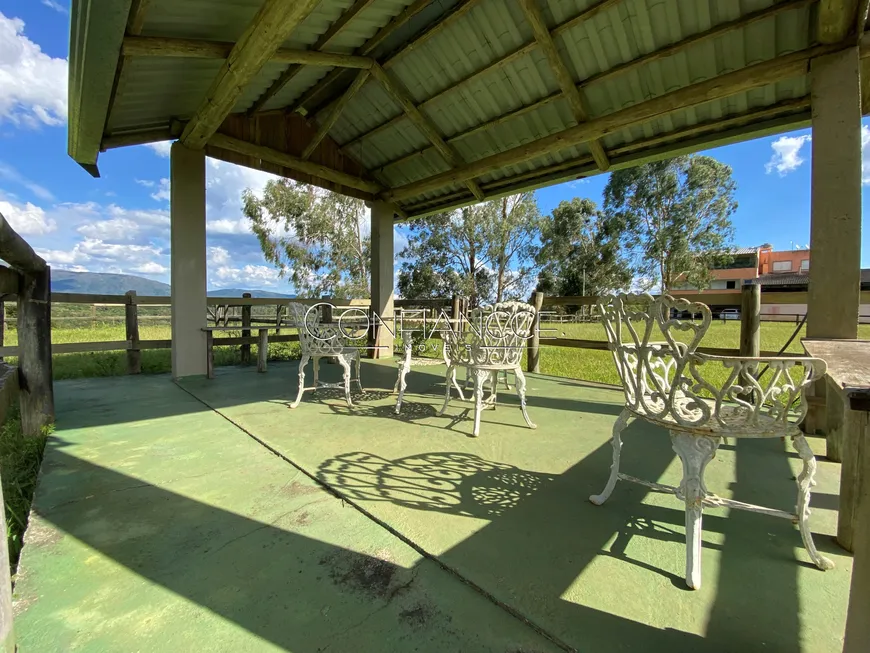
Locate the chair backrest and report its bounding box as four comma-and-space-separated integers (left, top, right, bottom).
446, 301, 536, 367
286, 302, 345, 356
598, 294, 711, 421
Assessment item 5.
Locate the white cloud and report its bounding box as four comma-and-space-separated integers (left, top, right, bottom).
765, 134, 811, 176
147, 141, 172, 158
0, 198, 57, 235
41, 1, 67, 13
131, 261, 167, 275
135, 179, 156, 188
0, 162, 54, 200
37, 238, 167, 273
0, 13, 67, 127
207, 218, 251, 235
77, 218, 139, 241
211, 264, 280, 288
208, 246, 231, 265
151, 178, 170, 202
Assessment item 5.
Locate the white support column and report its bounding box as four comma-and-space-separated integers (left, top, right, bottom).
170, 142, 208, 379
808, 47, 862, 340
369, 201, 395, 359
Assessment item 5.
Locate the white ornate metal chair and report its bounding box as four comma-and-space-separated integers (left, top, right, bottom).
589, 294, 833, 589
439, 301, 537, 437
287, 302, 362, 409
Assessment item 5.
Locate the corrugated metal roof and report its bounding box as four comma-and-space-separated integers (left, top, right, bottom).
90, 0, 822, 210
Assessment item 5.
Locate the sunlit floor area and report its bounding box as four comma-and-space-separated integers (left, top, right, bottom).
13, 360, 852, 652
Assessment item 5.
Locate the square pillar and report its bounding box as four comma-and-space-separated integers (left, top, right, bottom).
369, 201, 394, 358
170, 142, 208, 379
807, 47, 862, 339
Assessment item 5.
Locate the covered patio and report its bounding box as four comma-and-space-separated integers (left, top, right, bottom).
13, 361, 851, 651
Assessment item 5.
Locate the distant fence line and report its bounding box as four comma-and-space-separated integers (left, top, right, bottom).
0, 288, 866, 374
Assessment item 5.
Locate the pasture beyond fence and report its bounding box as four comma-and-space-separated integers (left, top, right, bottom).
2, 286, 868, 376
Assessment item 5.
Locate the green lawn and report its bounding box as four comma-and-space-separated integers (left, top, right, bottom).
4, 320, 870, 385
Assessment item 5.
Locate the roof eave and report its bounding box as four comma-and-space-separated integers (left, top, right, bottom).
67, 0, 132, 175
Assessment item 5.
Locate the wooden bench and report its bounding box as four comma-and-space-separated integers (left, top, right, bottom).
201, 325, 287, 379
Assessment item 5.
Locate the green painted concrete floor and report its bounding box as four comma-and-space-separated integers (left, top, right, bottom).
13, 360, 853, 652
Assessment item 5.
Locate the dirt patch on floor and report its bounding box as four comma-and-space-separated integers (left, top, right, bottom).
319, 548, 411, 601
281, 480, 325, 498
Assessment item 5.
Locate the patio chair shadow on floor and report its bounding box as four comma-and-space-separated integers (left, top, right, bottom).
314, 426, 820, 653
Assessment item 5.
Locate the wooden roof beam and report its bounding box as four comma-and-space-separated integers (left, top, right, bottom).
180, 0, 320, 150
383, 44, 837, 203
370, 64, 485, 201
289, 0, 430, 115
818, 0, 862, 43
301, 69, 370, 160
518, 0, 609, 170
122, 36, 373, 68
247, 0, 377, 115
209, 133, 382, 195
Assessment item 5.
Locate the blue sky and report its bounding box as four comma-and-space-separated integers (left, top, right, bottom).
2, 3, 870, 293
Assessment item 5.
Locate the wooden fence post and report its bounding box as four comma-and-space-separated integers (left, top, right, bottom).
19, 266, 54, 437
739, 283, 761, 358
125, 290, 141, 374
0, 300, 5, 363
275, 304, 284, 335
240, 292, 252, 365
527, 291, 544, 373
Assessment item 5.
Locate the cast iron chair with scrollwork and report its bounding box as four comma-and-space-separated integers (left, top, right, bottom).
439, 301, 537, 437
286, 302, 362, 409
589, 294, 833, 590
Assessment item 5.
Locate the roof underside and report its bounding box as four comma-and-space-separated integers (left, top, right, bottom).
69, 0, 868, 218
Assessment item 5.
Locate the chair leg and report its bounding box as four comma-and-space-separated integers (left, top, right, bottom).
439, 366, 455, 416
290, 355, 309, 409
472, 369, 488, 437
513, 368, 536, 429
670, 432, 719, 590
354, 355, 363, 393
395, 360, 410, 415
488, 371, 498, 410
451, 366, 466, 401
792, 435, 835, 570
337, 354, 354, 409
589, 408, 632, 505
502, 369, 511, 390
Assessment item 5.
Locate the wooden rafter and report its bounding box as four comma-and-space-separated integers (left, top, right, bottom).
368, 0, 816, 177
818, 0, 862, 43
519, 0, 609, 170
122, 36, 373, 68
209, 133, 382, 195
126, 0, 152, 35
344, 0, 813, 153
180, 0, 320, 149
383, 44, 835, 203
289, 0, 431, 115
301, 69, 370, 160
248, 0, 378, 115
370, 64, 485, 201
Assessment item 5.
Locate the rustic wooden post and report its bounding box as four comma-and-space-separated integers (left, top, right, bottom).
527, 291, 544, 373
257, 328, 269, 373
275, 304, 284, 334
240, 292, 252, 365
18, 266, 54, 437
125, 290, 141, 374
739, 283, 761, 358
451, 294, 460, 331
0, 300, 5, 363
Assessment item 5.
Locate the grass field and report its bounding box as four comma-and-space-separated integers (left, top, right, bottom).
5, 319, 869, 385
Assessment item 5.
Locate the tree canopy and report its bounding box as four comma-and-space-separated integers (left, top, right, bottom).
602, 155, 737, 292
242, 180, 370, 298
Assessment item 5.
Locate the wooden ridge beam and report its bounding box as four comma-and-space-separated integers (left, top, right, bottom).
209, 133, 382, 195
122, 36, 373, 69
384, 45, 831, 203
289, 0, 430, 115
248, 0, 377, 115
519, 0, 609, 170
819, 0, 862, 43
367, 0, 816, 177
370, 64, 485, 200
180, 0, 320, 149
302, 69, 370, 160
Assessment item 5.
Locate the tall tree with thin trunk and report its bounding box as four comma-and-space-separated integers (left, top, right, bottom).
602, 155, 737, 292
242, 180, 370, 297
483, 192, 541, 302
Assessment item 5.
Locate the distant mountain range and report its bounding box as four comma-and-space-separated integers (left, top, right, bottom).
50, 270, 294, 299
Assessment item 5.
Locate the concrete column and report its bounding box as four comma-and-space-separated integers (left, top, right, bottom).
807, 47, 862, 339
369, 201, 395, 358
170, 142, 208, 379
